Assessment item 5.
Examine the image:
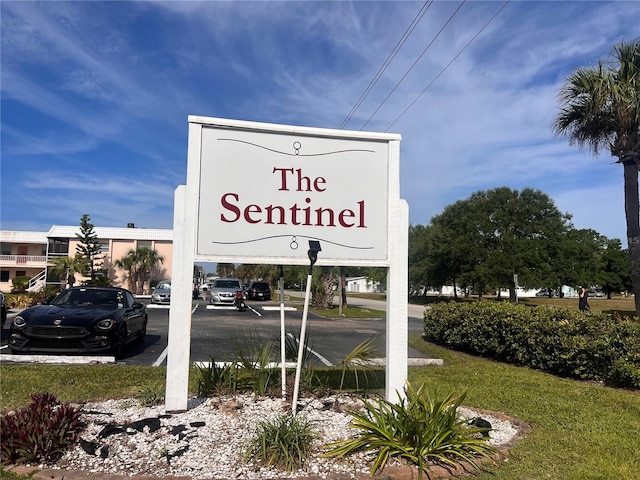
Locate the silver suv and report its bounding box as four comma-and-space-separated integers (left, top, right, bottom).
209, 278, 244, 306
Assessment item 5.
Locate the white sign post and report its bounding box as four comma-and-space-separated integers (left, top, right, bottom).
165, 116, 407, 412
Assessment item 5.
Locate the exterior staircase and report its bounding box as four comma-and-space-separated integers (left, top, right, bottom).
27, 269, 46, 292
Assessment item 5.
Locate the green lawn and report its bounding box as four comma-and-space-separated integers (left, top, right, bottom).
2, 295, 639, 479
408, 334, 640, 480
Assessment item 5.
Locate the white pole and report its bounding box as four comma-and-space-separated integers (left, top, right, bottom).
279, 274, 286, 400
291, 273, 313, 413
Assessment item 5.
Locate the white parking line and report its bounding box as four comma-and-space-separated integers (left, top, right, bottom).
286, 332, 333, 366
152, 303, 199, 367
206, 304, 262, 316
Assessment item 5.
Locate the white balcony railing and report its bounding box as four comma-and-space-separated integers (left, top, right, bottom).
0, 255, 48, 267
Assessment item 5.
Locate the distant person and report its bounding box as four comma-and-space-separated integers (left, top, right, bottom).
579, 287, 590, 312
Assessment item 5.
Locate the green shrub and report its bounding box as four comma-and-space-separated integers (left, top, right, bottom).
423, 302, 640, 388
243, 412, 316, 472
10, 276, 30, 293
323, 383, 497, 478
6, 287, 60, 309
0, 393, 82, 464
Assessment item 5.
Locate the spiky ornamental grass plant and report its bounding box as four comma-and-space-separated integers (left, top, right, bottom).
243, 412, 317, 473
232, 331, 276, 396
323, 383, 498, 479
195, 356, 238, 397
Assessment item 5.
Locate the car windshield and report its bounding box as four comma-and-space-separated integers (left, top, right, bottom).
214, 280, 241, 289
52, 289, 123, 308
156, 282, 171, 290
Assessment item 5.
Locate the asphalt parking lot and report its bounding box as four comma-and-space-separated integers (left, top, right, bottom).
0, 295, 432, 367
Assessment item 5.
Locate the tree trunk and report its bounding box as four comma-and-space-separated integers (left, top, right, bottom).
311, 267, 335, 309
339, 267, 347, 308
623, 160, 640, 317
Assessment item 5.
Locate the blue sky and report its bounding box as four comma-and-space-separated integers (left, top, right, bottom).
1, 1, 638, 245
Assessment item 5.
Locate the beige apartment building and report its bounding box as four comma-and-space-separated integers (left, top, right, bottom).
0, 225, 173, 294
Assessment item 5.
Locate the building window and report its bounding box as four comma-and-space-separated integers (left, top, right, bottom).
48, 238, 69, 255
16, 271, 26, 278
98, 241, 110, 254
138, 240, 152, 249
1, 271, 9, 282
1, 244, 11, 255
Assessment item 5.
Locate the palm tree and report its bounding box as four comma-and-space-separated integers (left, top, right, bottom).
114, 247, 164, 294
137, 247, 165, 292
114, 249, 140, 292
49, 254, 87, 288
554, 39, 640, 316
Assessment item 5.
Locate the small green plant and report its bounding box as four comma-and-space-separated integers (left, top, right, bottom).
323, 383, 497, 479
243, 412, 317, 472
195, 356, 238, 396
338, 334, 381, 392
135, 381, 165, 406
0, 393, 83, 465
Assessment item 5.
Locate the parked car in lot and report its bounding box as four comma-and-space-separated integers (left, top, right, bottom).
246, 281, 271, 300
151, 280, 171, 304
1, 291, 7, 328
209, 278, 244, 306
8, 286, 147, 359
535, 288, 556, 297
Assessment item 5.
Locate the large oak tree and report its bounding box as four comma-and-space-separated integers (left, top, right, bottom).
420, 187, 572, 301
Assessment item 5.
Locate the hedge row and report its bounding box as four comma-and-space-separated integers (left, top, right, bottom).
423, 302, 640, 389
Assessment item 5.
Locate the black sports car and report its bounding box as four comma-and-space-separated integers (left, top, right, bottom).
9, 286, 147, 359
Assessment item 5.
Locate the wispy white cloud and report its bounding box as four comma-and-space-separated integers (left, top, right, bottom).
0, 0, 637, 247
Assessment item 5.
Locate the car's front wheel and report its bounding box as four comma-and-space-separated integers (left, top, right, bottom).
112, 327, 127, 359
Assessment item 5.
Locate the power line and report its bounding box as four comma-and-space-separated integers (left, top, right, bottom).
384, 0, 511, 132
360, 0, 467, 130
339, 1, 433, 130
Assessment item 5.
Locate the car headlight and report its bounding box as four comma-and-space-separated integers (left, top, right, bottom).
12, 316, 27, 329
96, 319, 116, 330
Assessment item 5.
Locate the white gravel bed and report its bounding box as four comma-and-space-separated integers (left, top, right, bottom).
52, 394, 519, 479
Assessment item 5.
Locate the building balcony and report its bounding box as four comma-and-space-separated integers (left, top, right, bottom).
0, 255, 48, 268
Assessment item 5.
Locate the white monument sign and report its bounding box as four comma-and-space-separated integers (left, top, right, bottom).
165, 116, 408, 412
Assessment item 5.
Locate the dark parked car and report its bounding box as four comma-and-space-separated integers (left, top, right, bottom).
247, 281, 271, 301
1, 292, 7, 328
8, 286, 147, 359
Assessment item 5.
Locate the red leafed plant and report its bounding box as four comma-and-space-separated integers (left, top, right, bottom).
1, 393, 83, 464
